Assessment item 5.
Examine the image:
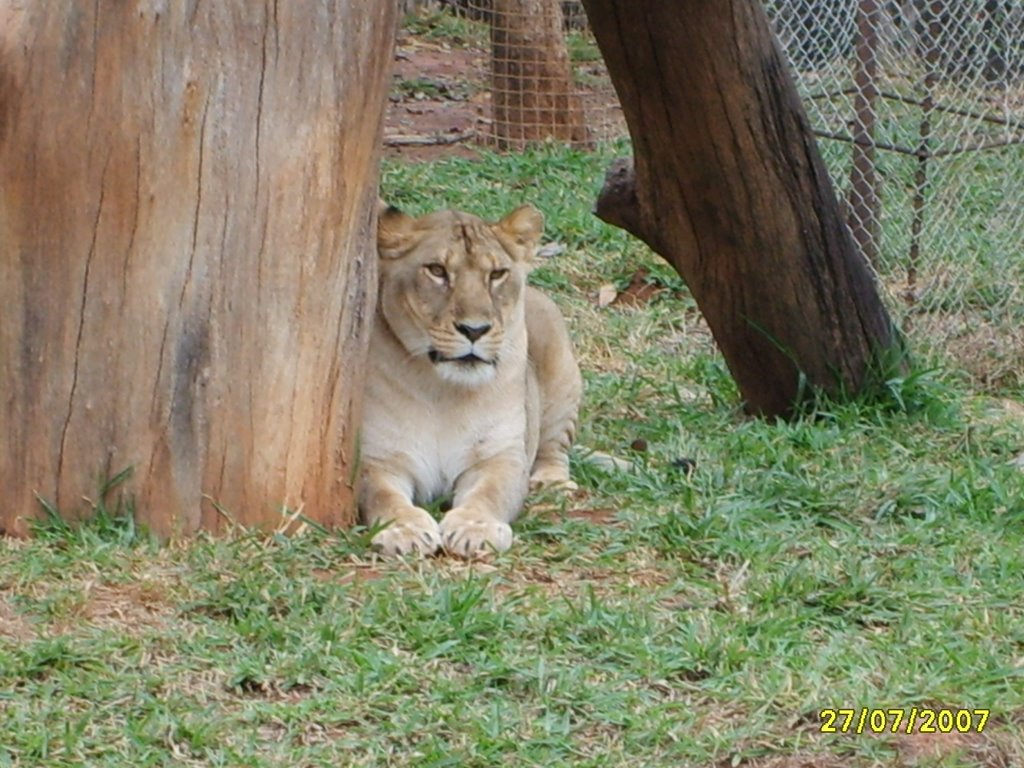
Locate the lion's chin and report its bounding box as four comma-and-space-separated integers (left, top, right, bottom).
430, 355, 499, 387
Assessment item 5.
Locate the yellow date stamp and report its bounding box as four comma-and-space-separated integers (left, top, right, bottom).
819, 708, 990, 735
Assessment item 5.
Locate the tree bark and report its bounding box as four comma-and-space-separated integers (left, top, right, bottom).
490, 0, 589, 148
0, 1, 394, 537
582, 0, 905, 417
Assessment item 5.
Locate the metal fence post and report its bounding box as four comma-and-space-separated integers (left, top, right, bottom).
849, 0, 882, 266
910, 1, 944, 292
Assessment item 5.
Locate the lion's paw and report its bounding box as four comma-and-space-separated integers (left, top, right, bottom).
529, 461, 578, 492
371, 509, 442, 557
439, 510, 513, 558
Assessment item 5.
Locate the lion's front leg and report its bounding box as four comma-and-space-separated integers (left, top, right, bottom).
361, 466, 442, 556
440, 454, 528, 557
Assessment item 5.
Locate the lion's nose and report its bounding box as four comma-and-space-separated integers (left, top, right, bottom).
455, 322, 492, 342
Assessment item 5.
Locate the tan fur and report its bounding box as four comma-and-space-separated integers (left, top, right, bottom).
360, 204, 582, 557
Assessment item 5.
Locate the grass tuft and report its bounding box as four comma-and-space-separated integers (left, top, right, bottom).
30, 467, 149, 550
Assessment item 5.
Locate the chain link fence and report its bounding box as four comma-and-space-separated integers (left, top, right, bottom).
393, 1, 1024, 388
768, 0, 1024, 388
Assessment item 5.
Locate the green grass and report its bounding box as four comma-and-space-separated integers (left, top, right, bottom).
4, 144, 1024, 767
401, 6, 487, 49
567, 30, 603, 64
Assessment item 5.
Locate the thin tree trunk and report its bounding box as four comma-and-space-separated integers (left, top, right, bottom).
490, 0, 589, 148
0, 2, 394, 537
582, 0, 905, 417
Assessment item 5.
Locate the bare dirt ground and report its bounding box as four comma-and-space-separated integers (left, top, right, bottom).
384, 34, 487, 162
384, 24, 625, 162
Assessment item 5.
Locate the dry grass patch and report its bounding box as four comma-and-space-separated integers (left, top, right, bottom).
910, 310, 1024, 392
725, 755, 849, 768
0, 589, 35, 641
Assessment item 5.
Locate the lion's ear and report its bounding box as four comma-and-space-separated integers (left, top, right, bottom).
494, 204, 544, 260
377, 204, 417, 259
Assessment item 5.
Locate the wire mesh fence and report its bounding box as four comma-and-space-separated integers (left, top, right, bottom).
391, 1, 1024, 388
451, 0, 623, 147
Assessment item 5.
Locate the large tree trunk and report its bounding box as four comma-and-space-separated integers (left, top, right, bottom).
0, 2, 394, 537
582, 0, 905, 417
490, 0, 589, 148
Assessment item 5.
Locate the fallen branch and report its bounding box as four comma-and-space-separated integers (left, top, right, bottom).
383, 129, 476, 147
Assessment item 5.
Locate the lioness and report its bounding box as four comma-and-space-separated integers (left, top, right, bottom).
360, 203, 582, 557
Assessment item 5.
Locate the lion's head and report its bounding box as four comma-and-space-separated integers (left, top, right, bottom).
376, 204, 543, 387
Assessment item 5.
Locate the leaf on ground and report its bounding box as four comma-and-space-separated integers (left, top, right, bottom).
597, 283, 618, 308
611, 267, 665, 308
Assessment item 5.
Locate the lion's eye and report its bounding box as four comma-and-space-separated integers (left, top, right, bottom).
490, 268, 509, 283
425, 264, 448, 281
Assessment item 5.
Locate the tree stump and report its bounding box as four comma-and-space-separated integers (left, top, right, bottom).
0, 2, 394, 536
490, 0, 589, 148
